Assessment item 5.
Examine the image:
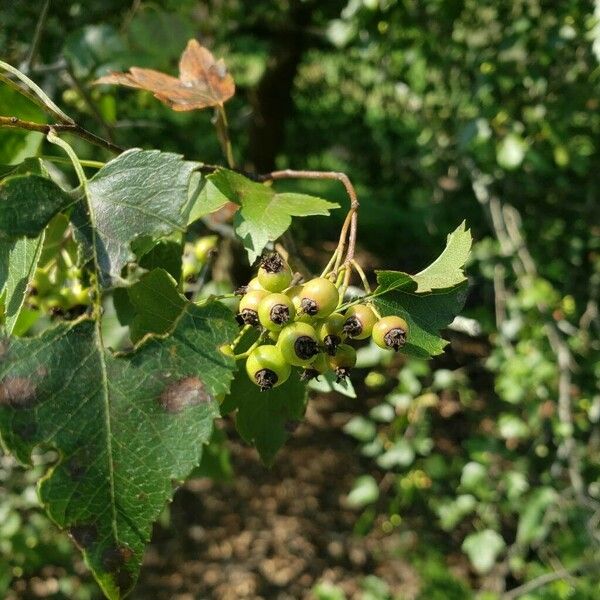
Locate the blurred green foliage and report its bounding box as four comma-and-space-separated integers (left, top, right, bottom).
1, 0, 599, 597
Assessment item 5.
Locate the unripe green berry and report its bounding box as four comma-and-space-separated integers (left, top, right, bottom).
247, 277, 264, 291
300, 352, 329, 381
372, 316, 409, 351
298, 277, 339, 319
257, 252, 293, 292
194, 235, 218, 262
327, 344, 357, 381
277, 322, 319, 366
246, 345, 291, 391
258, 293, 295, 331
317, 312, 346, 355
238, 289, 268, 326
343, 304, 377, 340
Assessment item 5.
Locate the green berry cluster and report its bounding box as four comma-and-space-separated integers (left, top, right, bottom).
234, 252, 409, 391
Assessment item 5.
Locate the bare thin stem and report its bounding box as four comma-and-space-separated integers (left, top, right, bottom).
351, 259, 371, 293
214, 105, 236, 168
0, 115, 123, 154
40, 155, 105, 169
66, 64, 115, 141
0, 59, 73, 123
257, 169, 360, 270
23, 0, 50, 74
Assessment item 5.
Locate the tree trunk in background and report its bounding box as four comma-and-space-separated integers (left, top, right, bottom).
248, 1, 316, 172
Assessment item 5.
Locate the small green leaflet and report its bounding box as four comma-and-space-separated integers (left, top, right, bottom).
204, 168, 339, 262
0, 175, 72, 239
0, 300, 238, 599
72, 149, 197, 286
221, 368, 307, 466
372, 222, 472, 358
413, 221, 471, 292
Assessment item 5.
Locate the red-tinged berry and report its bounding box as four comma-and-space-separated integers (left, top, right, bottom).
298, 277, 339, 318
372, 315, 409, 351
343, 304, 377, 340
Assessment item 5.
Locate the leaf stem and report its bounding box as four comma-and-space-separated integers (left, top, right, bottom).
0, 59, 73, 123
229, 324, 252, 352
214, 105, 236, 168
351, 259, 371, 293
0, 115, 123, 154
40, 154, 105, 169
46, 130, 103, 321
232, 333, 266, 360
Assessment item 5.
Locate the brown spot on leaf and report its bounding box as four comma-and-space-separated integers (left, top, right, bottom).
102, 545, 135, 592
102, 545, 134, 571
65, 452, 88, 481
69, 524, 98, 549
0, 376, 38, 408
158, 377, 211, 413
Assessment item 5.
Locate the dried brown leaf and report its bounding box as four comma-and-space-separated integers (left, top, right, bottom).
94, 39, 235, 111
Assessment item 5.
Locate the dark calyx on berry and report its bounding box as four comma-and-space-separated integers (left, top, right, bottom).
300, 368, 320, 382
255, 369, 278, 391
270, 304, 290, 325
300, 297, 318, 316
384, 327, 407, 351
234, 285, 248, 295
261, 252, 285, 273
239, 308, 259, 326
343, 316, 362, 337
323, 334, 341, 356
334, 367, 351, 382
294, 336, 319, 360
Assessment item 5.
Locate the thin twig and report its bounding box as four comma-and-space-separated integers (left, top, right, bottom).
502, 561, 599, 600
65, 64, 115, 141
0, 115, 123, 154
22, 0, 51, 74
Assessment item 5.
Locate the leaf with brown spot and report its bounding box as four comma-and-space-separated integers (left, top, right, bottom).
94, 39, 235, 111
0, 300, 238, 599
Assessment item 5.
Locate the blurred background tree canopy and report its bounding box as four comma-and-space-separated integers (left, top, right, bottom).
1, 0, 599, 598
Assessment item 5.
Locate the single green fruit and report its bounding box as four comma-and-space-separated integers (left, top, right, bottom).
194, 235, 218, 262
327, 344, 357, 381
246, 277, 264, 291
317, 312, 346, 355
258, 293, 295, 331
343, 304, 377, 340
298, 277, 339, 319
246, 345, 291, 391
277, 322, 319, 366
238, 289, 269, 326
257, 252, 293, 292
372, 315, 409, 351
